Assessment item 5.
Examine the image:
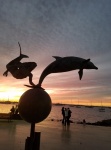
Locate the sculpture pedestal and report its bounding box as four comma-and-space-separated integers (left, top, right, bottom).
18, 88, 52, 150
25, 123, 41, 150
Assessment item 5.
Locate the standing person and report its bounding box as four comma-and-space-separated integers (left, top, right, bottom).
10, 106, 15, 115
61, 107, 65, 124
9, 106, 15, 121
15, 105, 19, 115
67, 108, 72, 125
83, 119, 86, 125
64, 108, 69, 126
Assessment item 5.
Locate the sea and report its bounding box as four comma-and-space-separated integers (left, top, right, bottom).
0, 103, 111, 123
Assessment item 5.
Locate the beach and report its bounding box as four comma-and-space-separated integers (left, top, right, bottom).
0, 104, 111, 123
0, 119, 111, 150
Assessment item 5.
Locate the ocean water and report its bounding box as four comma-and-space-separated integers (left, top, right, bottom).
0, 104, 111, 123
48, 105, 111, 123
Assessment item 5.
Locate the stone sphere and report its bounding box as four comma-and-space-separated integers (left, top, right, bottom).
18, 88, 52, 123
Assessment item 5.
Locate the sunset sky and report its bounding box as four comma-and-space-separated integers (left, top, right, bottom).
0, 0, 111, 106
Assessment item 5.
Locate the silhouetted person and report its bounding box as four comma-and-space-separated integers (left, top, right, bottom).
61, 107, 65, 124
67, 108, 72, 125
10, 106, 15, 115
9, 106, 15, 120
15, 105, 19, 115
64, 108, 69, 126
83, 119, 86, 125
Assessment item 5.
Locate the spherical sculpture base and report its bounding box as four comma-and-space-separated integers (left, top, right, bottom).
18, 88, 52, 123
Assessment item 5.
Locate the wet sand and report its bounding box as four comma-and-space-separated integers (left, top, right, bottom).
0, 120, 111, 150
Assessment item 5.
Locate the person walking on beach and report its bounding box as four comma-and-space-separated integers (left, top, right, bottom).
61, 107, 65, 124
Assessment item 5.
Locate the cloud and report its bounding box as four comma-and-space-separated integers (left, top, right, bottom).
0, 0, 111, 105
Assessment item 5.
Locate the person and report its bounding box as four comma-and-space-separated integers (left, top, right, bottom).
61, 107, 65, 124
83, 119, 86, 125
9, 106, 15, 121
15, 105, 19, 115
67, 108, 72, 125
64, 108, 69, 126
10, 106, 15, 115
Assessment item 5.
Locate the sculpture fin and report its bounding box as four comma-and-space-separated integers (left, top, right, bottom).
18, 42, 22, 56
18, 42, 29, 58
52, 56, 62, 60
78, 59, 90, 80
78, 69, 83, 80
83, 59, 90, 64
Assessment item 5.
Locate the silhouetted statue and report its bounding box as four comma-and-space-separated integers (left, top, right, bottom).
3, 42, 37, 86
37, 56, 98, 87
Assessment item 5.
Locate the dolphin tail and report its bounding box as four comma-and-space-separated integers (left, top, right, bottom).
78, 69, 83, 80
83, 59, 90, 64
3, 70, 8, 77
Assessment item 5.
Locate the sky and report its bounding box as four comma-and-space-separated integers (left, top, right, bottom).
0, 0, 111, 106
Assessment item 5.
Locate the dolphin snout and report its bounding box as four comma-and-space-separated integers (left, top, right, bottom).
22, 54, 29, 58
31, 62, 37, 68
95, 66, 98, 70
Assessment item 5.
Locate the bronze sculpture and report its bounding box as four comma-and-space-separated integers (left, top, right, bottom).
3, 43, 98, 88
3, 43, 98, 150
37, 56, 98, 87
3, 42, 37, 86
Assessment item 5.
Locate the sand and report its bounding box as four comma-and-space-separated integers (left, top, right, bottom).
0, 119, 111, 150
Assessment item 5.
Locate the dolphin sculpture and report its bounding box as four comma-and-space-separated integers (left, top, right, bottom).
3, 42, 37, 86
36, 56, 98, 87
3, 42, 29, 77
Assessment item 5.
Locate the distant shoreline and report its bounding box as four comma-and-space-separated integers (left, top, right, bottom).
0, 101, 18, 104
0, 101, 111, 108
53, 103, 111, 109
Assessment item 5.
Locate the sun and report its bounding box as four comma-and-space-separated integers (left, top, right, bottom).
0, 88, 24, 102
45, 89, 54, 94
